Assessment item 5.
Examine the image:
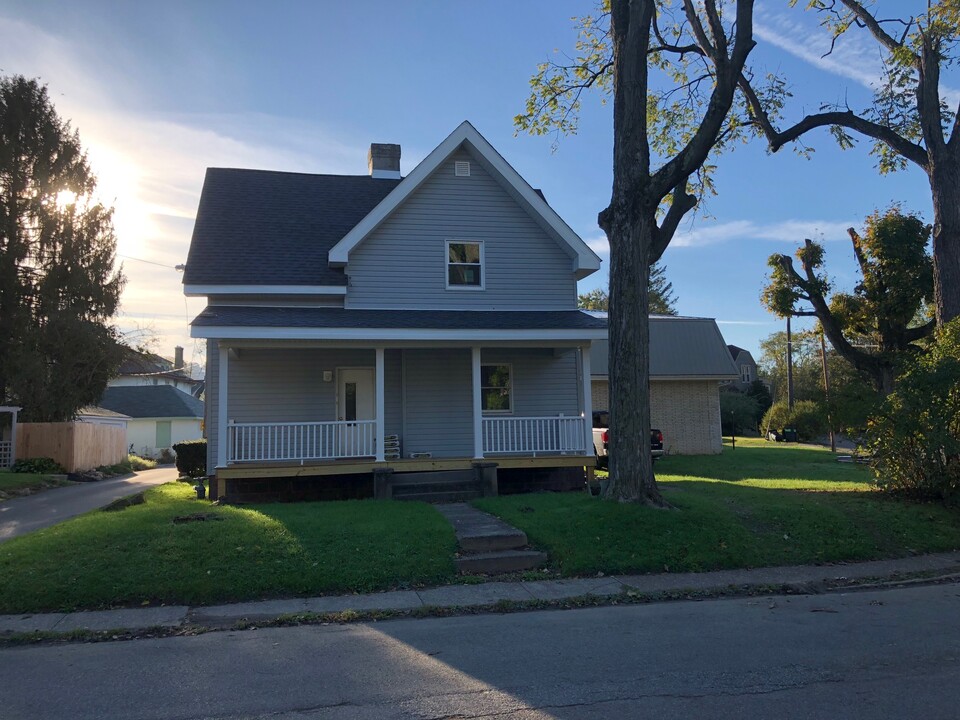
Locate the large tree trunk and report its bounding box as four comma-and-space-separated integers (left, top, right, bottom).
603, 209, 665, 506
929, 164, 960, 326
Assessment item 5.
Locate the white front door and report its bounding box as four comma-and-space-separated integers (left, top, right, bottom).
337, 368, 375, 456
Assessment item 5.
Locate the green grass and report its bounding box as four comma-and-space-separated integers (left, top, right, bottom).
0, 471, 72, 501
474, 438, 960, 576
0, 483, 457, 613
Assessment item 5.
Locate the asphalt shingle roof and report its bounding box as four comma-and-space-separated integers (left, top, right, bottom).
99, 386, 204, 419
191, 306, 607, 331
182, 169, 401, 286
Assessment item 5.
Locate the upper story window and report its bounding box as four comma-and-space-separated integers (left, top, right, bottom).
740, 364, 752, 383
446, 240, 484, 290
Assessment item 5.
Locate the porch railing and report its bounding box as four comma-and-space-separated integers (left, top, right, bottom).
0, 440, 12, 468
228, 420, 377, 463
482, 416, 586, 456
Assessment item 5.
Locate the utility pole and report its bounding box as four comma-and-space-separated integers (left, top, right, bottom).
820, 328, 835, 452
786, 316, 794, 409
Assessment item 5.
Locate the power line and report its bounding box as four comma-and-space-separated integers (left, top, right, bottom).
117, 254, 180, 270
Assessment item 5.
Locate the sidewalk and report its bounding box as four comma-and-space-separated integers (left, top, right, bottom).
3, 550, 959, 636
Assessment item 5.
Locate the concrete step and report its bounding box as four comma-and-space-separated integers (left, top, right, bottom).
394, 490, 484, 504
392, 480, 483, 496
459, 529, 528, 553
456, 549, 548, 575
392, 470, 476, 486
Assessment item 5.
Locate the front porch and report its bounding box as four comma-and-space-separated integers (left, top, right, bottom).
209, 343, 596, 501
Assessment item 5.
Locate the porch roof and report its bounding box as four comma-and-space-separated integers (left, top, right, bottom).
190, 306, 607, 341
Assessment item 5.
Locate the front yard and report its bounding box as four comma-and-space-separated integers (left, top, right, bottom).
474, 438, 960, 575
1, 438, 958, 614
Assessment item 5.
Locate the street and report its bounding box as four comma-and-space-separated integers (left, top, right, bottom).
2, 582, 959, 719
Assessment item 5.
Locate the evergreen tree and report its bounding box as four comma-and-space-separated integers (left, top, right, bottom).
578, 262, 678, 314
0, 76, 125, 421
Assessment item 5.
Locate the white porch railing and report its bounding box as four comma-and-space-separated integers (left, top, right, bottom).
0, 440, 12, 468
482, 416, 586, 456
228, 420, 377, 463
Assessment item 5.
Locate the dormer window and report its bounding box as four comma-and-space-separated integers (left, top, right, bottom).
446, 240, 484, 290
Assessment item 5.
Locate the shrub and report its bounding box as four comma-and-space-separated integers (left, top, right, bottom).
127, 454, 157, 471
172, 439, 207, 478
868, 319, 960, 502
158, 448, 176, 464
761, 400, 827, 441
12, 457, 65, 474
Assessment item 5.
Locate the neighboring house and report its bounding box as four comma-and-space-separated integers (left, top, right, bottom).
77, 406, 131, 430
183, 121, 606, 501
110, 346, 204, 398
725, 344, 760, 392
590, 316, 738, 455
97, 386, 204, 459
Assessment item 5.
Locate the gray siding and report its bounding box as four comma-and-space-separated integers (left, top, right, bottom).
402, 349, 474, 457
481, 348, 580, 417
346, 149, 577, 310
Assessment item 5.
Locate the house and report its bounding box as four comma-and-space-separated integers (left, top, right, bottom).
590, 316, 739, 455
183, 121, 607, 502
725, 344, 760, 392
97, 386, 204, 459
110, 346, 204, 398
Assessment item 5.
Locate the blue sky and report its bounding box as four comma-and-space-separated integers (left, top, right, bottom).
0, 1, 935, 369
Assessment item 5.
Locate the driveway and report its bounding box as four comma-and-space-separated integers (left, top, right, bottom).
0, 466, 180, 543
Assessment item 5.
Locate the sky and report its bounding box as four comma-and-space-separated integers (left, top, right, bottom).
0, 0, 938, 372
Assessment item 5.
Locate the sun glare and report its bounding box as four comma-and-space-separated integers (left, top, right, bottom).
55, 189, 77, 208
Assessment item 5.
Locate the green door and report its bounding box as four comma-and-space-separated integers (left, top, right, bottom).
155, 421, 172, 450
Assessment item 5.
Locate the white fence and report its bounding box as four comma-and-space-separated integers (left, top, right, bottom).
0, 440, 12, 468
483, 416, 586, 456
229, 420, 377, 463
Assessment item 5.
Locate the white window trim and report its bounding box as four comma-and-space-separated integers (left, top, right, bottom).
445, 239, 485, 291
481, 362, 513, 415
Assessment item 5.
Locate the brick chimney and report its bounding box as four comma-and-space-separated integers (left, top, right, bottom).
368, 143, 401, 179
174, 346, 184, 370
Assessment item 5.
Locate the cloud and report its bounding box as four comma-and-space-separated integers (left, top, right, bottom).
672, 218, 855, 247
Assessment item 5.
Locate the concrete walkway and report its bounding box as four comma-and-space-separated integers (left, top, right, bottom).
3, 550, 958, 636
0, 466, 180, 543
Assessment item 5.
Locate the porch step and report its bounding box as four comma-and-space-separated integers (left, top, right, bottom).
456, 549, 548, 575
390, 470, 485, 504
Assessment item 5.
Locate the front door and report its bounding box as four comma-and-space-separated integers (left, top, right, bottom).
337, 367, 375, 456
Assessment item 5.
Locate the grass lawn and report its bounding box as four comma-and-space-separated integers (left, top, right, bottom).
0, 483, 457, 613
474, 438, 960, 577
0, 472, 73, 501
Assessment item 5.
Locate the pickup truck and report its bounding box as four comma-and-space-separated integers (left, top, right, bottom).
591, 410, 664, 469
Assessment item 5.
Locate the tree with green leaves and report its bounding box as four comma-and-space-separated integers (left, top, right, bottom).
578, 261, 679, 314
0, 76, 125, 421
519, 0, 756, 505
740, 0, 960, 327
761, 206, 933, 395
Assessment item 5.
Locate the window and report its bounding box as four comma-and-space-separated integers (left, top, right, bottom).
741, 364, 752, 383
481, 364, 512, 413
446, 240, 483, 289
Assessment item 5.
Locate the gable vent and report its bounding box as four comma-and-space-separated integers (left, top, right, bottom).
454, 160, 471, 177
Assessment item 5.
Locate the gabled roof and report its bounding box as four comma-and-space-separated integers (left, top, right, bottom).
99, 386, 204, 420
590, 315, 739, 379
117, 348, 200, 386
727, 344, 755, 363
328, 121, 602, 280
182, 170, 400, 288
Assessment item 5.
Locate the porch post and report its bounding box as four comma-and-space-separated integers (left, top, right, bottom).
472, 346, 483, 459
580, 345, 592, 454
217, 342, 229, 467
375, 347, 385, 462
9, 408, 17, 467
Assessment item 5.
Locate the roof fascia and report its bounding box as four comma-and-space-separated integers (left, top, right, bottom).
327, 121, 602, 278
191, 326, 608, 342
184, 285, 347, 297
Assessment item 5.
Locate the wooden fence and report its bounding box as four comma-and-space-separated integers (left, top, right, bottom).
16, 422, 127, 472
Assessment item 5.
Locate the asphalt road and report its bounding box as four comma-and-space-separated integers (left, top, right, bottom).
2, 582, 959, 719
0, 465, 180, 542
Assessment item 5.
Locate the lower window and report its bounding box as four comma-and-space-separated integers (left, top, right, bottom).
481, 364, 512, 412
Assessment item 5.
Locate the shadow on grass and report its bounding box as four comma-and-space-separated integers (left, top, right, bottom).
0, 483, 457, 614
